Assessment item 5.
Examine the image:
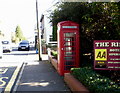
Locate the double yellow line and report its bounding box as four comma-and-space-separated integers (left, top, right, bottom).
4, 63, 23, 93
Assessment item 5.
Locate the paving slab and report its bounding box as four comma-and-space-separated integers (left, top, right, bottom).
14, 53, 71, 92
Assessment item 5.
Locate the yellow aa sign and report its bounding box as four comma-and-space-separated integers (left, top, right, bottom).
95, 49, 107, 61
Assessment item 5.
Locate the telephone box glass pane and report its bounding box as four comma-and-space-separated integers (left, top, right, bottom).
64, 37, 75, 41
65, 52, 75, 56
65, 61, 74, 65
64, 33, 75, 37
64, 42, 74, 46
65, 47, 75, 51
64, 56, 74, 60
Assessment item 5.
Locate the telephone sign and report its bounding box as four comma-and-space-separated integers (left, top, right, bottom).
62, 26, 77, 28
94, 40, 120, 70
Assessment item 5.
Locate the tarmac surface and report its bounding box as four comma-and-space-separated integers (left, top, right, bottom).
13, 51, 71, 92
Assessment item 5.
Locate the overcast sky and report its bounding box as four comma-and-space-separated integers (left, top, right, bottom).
0, 0, 55, 39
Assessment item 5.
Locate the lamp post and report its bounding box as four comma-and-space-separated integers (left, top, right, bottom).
36, 0, 42, 61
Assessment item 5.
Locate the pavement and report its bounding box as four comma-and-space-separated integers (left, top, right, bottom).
13, 51, 71, 93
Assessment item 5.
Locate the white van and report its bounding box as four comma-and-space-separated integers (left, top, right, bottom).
0, 41, 3, 58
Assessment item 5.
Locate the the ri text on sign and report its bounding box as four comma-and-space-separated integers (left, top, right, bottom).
94, 40, 120, 70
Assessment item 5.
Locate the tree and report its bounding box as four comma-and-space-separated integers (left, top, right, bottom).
15, 25, 23, 41
22, 36, 27, 40
11, 32, 16, 43
49, 2, 120, 67
82, 2, 120, 41
15, 25, 27, 42
0, 30, 4, 36
52, 24, 57, 41
49, 2, 120, 53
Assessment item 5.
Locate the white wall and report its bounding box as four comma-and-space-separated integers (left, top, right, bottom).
43, 15, 52, 44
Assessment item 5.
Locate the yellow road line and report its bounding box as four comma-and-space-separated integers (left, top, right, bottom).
4, 63, 23, 93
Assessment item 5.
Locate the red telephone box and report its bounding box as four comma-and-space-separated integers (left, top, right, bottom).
57, 21, 80, 76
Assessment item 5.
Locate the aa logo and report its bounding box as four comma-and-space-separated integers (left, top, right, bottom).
95, 49, 107, 61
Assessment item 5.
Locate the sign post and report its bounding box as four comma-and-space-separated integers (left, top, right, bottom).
94, 40, 120, 70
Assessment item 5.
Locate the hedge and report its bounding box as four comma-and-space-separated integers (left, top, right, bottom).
71, 67, 120, 93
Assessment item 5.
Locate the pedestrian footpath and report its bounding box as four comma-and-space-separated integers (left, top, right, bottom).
13, 51, 71, 92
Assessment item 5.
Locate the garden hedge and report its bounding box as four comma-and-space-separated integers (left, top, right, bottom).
71, 67, 120, 93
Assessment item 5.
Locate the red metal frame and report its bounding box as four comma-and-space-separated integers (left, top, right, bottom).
57, 21, 80, 76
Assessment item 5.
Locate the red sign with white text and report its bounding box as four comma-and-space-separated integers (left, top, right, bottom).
94, 40, 120, 70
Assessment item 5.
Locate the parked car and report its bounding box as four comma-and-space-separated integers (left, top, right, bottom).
0, 41, 3, 58
18, 40, 30, 51
29, 41, 35, 47
2, 40, 12, 53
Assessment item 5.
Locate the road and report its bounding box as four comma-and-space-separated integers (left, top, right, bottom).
0, 47, 35, 93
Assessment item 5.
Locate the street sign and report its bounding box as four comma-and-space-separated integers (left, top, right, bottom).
94, 40, 120, 70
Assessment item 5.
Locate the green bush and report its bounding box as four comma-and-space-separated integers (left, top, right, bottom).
71, 68, 120, 93
51, 51, 57, 59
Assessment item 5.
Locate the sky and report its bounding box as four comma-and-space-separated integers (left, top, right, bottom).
0, 0, 55, 39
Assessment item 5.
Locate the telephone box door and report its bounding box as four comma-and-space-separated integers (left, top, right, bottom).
63, 31, 79, 71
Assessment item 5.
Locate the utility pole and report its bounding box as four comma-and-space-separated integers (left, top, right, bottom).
36, 0, 42, 61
